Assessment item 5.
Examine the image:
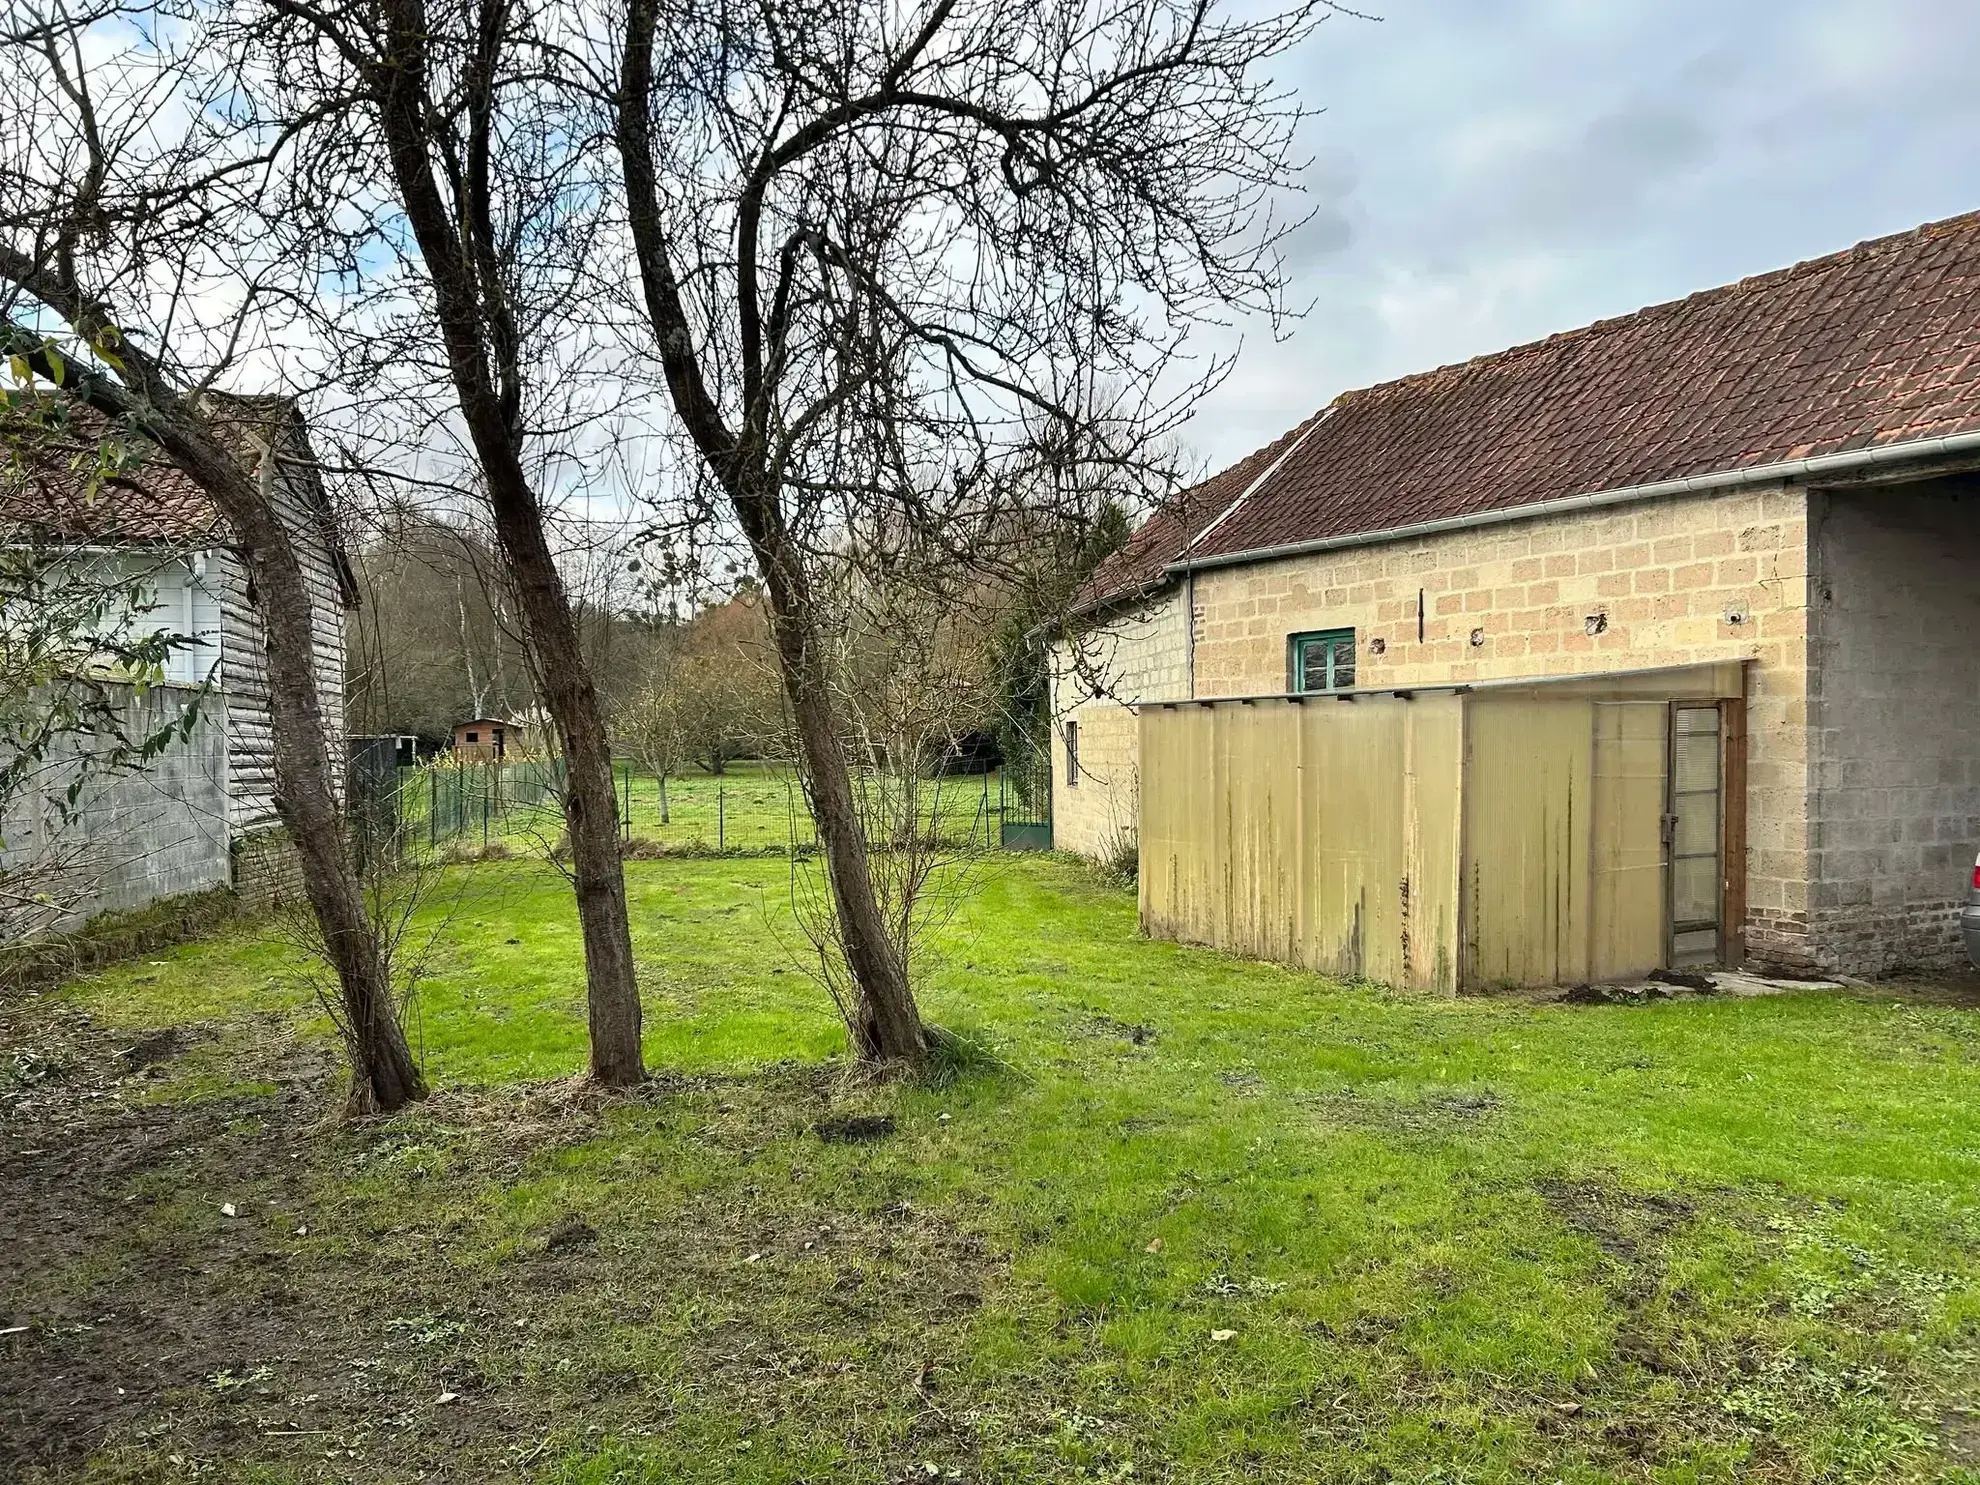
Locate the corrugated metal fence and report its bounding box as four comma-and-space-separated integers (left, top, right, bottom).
1138, 664, 1744, 994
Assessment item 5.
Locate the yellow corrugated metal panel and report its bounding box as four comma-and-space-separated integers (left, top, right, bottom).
1138, 704, 1214, 941
1139, 696, 1463, 993
1218, 703, 1303, 962
1142, 671, 1706, 993
1300, 700, 1408, 983
1479, 661, 1746, 702
1403, 697, 1464, 995
1588, 702, 1668, 980
1462, 697, 1594, 989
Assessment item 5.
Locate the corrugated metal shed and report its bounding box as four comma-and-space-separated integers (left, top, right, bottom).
1137, 663, 1746, 993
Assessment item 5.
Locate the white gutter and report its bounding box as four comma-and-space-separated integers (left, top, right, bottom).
1162, 426, 1980, 578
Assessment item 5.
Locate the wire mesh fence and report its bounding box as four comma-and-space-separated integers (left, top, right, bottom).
347, 757, 634, 862
347, 755, 1037, 863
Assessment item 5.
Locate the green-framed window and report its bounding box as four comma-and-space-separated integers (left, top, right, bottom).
1290, 628, 1357, 693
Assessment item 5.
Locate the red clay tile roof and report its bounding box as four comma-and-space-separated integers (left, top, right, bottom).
1078, 409, 1331, 606
1082, 209, 1980, 608
0, 405, 226, 544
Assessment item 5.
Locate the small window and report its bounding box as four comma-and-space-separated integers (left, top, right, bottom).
465, 730, 479, 743
1064, 720, 1080, 787
1290, 628, 1357, 693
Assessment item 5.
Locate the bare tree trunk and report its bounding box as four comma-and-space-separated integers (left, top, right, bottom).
493, 507, 644, 1083
615, 16, 930, 1065
739, 495, 928, 1062
366, 0, 644, 1085
658, 774, 669, 824
232, 448, 427, 1114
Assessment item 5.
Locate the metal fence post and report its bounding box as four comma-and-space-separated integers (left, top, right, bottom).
718, 785, 725, 852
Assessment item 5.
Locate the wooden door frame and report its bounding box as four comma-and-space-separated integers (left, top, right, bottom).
1721, 697, 1748, 967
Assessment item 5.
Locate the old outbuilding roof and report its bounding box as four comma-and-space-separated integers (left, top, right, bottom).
0, 404, 225, 544
1083, 209, 1980, 609
0, 395, 361, 605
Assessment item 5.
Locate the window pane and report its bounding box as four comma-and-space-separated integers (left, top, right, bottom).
1672, 856, 1719, 927
1292, 630, 1356, 693
1673, 722, 1720, 793
1301, 643, 1330, 692
1672, 926, 1720, 962
1674, 806, 1718, 857
1331, 635, 1356, 690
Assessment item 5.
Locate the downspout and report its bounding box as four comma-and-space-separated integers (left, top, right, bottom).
1184, 567, 1196, 700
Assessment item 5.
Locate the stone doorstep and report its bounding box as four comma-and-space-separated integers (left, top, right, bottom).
1561, 968, 1849, 1006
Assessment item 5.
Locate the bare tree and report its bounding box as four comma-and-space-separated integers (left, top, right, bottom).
609, 0, 1323, 1062
616, 648, 688, 824
346, 513, 532, 742
0, 3, 429, 1110
231, 0, 652, 1085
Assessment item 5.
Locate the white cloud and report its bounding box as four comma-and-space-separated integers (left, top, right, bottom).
1177, 0, 1980, 472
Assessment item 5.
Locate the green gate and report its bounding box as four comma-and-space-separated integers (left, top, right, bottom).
998, 749, 1053, 851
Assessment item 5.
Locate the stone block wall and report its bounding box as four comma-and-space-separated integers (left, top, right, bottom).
1049, 588, 1190, 859
1805, 481, 1980, 974
231, 826, 306, 913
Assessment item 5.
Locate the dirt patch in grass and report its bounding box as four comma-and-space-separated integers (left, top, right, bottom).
1084, 1015, 1156, 1046
1534, 1177, 1696, 1267
2, 993, 1011, 1482
1, 992, 346, 1478
1869, 965, 1980, 1010
1304, 1085, 1503, 1138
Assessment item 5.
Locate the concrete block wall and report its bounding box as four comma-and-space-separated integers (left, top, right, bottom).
232, 826, 306, 913
0, 682, 231, 935
1049, 588, 1190, 858
1806, 482, 1980, 974
1070, 484, 1819, 963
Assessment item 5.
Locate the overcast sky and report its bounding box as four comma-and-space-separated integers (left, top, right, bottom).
1181, 0, 1980, 472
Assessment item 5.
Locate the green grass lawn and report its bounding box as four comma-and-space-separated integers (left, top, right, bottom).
391, 760, 1010, 856
10, 852, 1980, 1483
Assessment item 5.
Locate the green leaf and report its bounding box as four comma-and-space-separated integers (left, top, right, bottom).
92, 325, 126, 373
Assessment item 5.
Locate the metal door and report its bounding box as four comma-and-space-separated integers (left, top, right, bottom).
1666, 704, 1724, 966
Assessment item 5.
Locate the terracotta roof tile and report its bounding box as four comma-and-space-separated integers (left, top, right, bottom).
1086, 210, 1980, 605
0, 405, 226, 545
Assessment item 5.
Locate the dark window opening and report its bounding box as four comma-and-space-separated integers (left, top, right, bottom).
1290, 628, 1357, 693
465, 730, 479, 743
1064, 720, 1080, 787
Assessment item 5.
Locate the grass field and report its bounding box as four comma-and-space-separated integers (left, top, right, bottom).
7, 851, 1980, 1483
391, 761, 1012, 856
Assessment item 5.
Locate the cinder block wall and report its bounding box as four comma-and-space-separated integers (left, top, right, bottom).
1049, 589, 1189, 858
1807, 482, 1980, 974
1068, 484, 1819, 963
232, 826, 307, 913
0, 682, 231, 933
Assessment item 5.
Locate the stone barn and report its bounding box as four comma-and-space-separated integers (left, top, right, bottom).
1053, 211, 1980, 985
